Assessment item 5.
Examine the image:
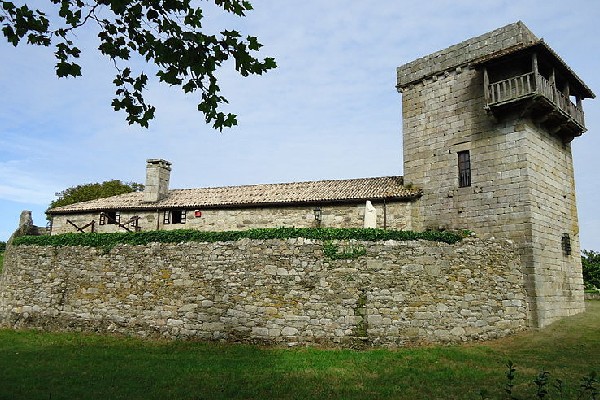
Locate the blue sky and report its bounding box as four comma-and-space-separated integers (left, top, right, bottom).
1, 1, 599, 250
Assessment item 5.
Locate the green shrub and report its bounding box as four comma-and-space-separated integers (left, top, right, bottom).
0, 241, 5, 252
479, 361, 598, 399
323, 240, 367, 259
12, 227, 464, 250
582, 250, 600, 290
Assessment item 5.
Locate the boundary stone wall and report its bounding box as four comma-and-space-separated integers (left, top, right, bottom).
0, 237, 528, 347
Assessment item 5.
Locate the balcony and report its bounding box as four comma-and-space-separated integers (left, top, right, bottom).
484, 71, 586, 140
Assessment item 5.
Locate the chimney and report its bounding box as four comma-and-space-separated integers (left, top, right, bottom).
144, 159, 172, 202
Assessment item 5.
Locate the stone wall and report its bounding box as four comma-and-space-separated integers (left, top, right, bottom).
523, 120, 584, 324
50, 201, 414, 235
400, 66, 505, 234
0, 237, 528, 347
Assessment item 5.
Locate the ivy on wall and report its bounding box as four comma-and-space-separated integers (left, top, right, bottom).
323, 241, 367, 260
12, 227, 465, 250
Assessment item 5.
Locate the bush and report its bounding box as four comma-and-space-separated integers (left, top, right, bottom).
0, 241, 5, 252
582, 250, 600, 290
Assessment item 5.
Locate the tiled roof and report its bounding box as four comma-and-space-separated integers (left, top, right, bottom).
48, 176, 421, 214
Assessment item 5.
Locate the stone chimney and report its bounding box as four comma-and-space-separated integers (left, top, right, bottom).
144, 159, 172, 202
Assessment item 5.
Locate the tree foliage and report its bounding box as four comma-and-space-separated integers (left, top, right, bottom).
0, 0, 276, 130
582, 250, 600, 290
48, 180, 143, 213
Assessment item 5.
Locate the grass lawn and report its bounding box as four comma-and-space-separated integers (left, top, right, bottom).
0, 302, 598, 400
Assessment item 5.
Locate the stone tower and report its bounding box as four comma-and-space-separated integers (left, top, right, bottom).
396, 22, 595, 328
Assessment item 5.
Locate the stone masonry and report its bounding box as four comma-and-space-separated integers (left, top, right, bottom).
0, 237, 527, 347
49, 201, 414, 235
11, 22, 592, 341
396, 22, 589, 327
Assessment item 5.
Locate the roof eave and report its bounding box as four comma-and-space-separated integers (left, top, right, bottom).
47, 193, 422, 215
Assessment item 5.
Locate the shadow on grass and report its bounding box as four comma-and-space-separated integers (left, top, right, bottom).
0, 302, 598, 400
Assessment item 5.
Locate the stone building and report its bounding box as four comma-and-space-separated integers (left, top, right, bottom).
48, 159, 421, 234
45, 22, 594, 328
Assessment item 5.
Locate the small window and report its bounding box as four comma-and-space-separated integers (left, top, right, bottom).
100, 211, 120, 225
562, 233, 572, 256
172, 210, 186, 224
164, 210, 186, 224
458, 150, 471, 187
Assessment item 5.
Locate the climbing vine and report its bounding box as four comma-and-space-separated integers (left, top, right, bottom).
13, 227, 465, 250
323, 241, 367, 260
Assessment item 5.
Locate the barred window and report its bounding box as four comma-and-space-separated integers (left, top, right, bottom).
562, 233, 572, 256
458, 150, 471, 187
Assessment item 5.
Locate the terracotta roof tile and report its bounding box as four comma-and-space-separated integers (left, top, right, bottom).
48, 176, 421, 214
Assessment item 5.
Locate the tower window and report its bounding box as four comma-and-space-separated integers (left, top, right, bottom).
562, 233, 572, 256
458, 150, 471, 187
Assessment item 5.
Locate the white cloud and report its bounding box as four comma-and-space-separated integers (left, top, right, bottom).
0, 161, 58, 204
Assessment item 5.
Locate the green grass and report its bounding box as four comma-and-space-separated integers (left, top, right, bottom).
0, 302, 598, 400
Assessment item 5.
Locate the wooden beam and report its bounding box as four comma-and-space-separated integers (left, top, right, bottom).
532, 53, 541, 92
483, 67, 490, 104
534, 114, 550, 124
550, 123, 565, 135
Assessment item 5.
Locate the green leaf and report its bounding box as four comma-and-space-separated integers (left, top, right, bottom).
55, 61, 82, 77
13, 228, 464, 249
146, 8, 159, 20
1, 0, 277, 130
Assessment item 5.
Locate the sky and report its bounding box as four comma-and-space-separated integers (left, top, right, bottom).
0, 1, 598, 250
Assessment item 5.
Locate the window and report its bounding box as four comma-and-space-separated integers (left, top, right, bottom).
562, 233, 572, 256
458, 150, 471, 187
172, 209, 186, 224
164, 210, 186, 224
99, 211, 120, 225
